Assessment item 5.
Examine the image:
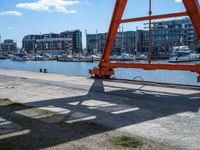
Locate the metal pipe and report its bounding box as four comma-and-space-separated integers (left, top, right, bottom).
148, 0, 152, 64
121, 12, 188, 23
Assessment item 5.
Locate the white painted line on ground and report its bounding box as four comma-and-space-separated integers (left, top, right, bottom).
0, 130, 30, 140
66, 116, 96, 124
0, 121, 12, 126
81, 100, 117, 109
111, 108, 140, 114
39, 107, 71, 115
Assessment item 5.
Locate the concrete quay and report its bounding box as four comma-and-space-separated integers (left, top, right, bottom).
0, 69, 200, 150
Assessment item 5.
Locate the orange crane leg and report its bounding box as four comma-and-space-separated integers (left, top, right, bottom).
89, 0, 200, 82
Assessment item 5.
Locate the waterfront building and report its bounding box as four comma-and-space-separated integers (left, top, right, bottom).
142, 17, 200, 56
86, 33, 107, 54
0, 39, 17, 55
86, 18, 200, 56
22, 35, 40, 53
60, 30, 82, 54
86, 31, 142, 55
22, 30, 82, 55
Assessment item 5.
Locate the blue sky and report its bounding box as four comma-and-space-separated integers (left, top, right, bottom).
0, 0, 188, 48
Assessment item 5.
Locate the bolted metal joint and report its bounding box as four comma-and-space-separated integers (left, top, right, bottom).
89, 67, 114, 79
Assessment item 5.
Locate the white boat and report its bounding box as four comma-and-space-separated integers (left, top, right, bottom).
169, 46, 200, 63
0, 55, 7, 59
90, 55, 101, 61
135, 54, 147, 60
32, 55, 45, 61
11, 50, 29, 61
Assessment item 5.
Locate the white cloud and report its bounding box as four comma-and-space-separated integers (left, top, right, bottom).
16, 0, 80, 14
175, 0, 182, 2
0, 11, 22, 16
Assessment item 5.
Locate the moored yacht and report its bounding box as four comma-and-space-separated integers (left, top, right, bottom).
0, 55, 7, 59
168, 46, 200, 63
135, 54, 148, 60
11, 49, 29, 61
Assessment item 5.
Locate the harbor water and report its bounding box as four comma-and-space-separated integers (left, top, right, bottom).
0, 59, 200, 86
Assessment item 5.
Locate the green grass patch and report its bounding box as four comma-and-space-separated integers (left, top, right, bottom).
111, 136, 143, 148
0, 98, 31, 110
0, 98, 13, 105
0, 98, 58, 116
32, 108, 58, 116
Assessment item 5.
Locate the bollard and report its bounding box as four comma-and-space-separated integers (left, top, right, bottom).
43, 69, 48, 73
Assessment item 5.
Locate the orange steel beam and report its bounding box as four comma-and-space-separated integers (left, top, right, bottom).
183, 0, 200, 38
90, 0, 200, 82
99, 0, 127, 65
121, 12, 188, 23
105, 62, 200, 73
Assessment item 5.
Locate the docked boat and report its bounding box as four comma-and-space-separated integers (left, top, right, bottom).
0, 55, 7, 59
11, 50, 29, 61
135, 54, 148, 60
168, 46, 200, 63
109, 53, 134, 61
31, 55, 45, 61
